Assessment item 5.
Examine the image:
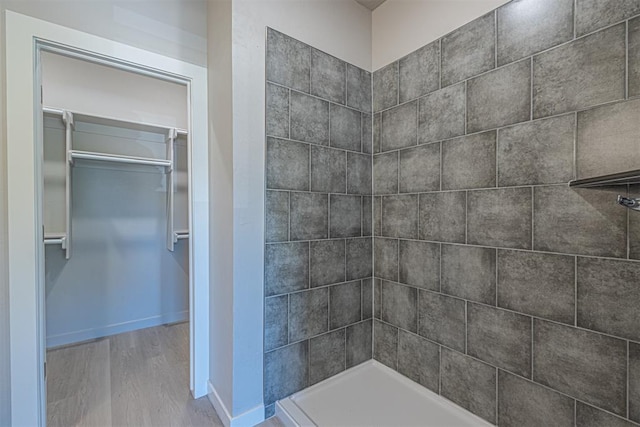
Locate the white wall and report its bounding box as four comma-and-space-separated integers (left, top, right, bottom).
42, 52, 189, 129
372, 0, 510, 70
205, 0, 372, 421
3, 0, 207, 67
0, 3, 10, 424
207, 0, 235, 417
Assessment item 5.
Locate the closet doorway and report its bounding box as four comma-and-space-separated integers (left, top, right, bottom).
6, 12, 210, 426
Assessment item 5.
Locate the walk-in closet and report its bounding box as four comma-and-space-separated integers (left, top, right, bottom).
40, 49, 213, 425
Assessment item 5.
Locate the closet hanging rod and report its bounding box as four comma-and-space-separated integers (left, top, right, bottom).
69, 150, 172, 168
43, 107, 188, 136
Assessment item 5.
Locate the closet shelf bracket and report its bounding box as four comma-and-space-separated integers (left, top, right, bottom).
166, 128, 178, 252
173, 231, 190, 242
61, 111, 74, 260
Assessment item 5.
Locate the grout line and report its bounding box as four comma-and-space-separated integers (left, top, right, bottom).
287, 191, 291, 241
573, 111, 578, 180
328, 102, 332, 148
628, 340, 631, 420
628, 184, 631, 260
464, 80, 468, 135
627, 20, 630, 100
438, 38, 443, 91
344, 239, 348, 289
307, 338, 311, 385
465, 191, 468, 244
495, 129, 499, 187
344, 324, 348, 369
327, 194, 331, 239
495, 249, 499, 306
574, 256, 578, 326
495, 367, 499, 425
439, 142, 443, 192
308, 241, 311, 290
266, 235, 640, 266
287, 294, 291, 344
531, 187, 535, 250
530, 57, 534, 121
574, 399, 577, 427
439, 243, 443, 293
308, 144, 312, 192
573, 0, 577, 40
464, 300, 468, 354
339, 100, 614, 157
396, 61, 400, 107
438, 345, 442, 395
344, 63, 348, 107
327, 285, 331, 331
287, 88, 292, 139
530, 317, 534, 379
494, 10, 498, 69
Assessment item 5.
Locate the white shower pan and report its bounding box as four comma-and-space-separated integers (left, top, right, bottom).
275, 360, 492, 426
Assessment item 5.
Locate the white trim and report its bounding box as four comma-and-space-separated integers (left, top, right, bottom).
6, 11, 210, 426
208, 381, 266, 427
46, 311, 188, 349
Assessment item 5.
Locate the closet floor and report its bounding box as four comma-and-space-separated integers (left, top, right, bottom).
46, 323, 222, 427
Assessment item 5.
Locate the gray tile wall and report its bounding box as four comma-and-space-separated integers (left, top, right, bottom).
264, 28, 372, 417
372, 1, 640, 425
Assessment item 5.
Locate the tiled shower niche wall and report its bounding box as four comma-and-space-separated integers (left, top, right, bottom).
263, 29, 373, 417
372, 0, 640, 426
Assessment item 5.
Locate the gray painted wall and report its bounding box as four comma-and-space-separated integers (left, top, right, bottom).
263, 28, 373, 418
372, 0, 640, 425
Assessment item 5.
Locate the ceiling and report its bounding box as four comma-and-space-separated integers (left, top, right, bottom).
355, 0, 387, 11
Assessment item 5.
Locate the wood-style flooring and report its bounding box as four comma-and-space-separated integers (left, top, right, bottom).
46, 323, 223, 427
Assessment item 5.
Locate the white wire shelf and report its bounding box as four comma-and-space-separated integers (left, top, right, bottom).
43, 106, 188, 137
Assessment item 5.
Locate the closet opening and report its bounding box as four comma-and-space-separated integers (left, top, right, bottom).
36, 43, 211, 425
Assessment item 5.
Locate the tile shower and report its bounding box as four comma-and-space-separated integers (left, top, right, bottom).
264, 28, 373, 417
265, 0, 640, 424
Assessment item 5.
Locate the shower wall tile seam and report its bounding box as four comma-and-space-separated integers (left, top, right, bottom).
266, 136, 373, 159
376, 316, 640, 427
266, 319, 372, 354
370, 237, 640, 265
372, 97, 629, 157
266, 277, 374, 300
374, 280, 640, 347
266, 83, 370, 117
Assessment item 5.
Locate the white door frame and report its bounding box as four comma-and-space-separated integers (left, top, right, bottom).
6, 11, 210, 426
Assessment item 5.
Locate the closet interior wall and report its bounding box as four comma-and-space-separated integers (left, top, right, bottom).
42, 51, 190, 348
263, 28, 373, 418
372, 0, 640, 425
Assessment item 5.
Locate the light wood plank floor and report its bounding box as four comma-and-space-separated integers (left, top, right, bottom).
47, 323, 223, 427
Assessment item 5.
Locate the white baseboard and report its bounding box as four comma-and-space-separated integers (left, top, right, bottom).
46, 310, 188, 348
207, 381, 265, 427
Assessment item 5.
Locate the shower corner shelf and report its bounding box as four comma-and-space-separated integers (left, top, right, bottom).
568, 169, 640, 212
568, 169, 640, 188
